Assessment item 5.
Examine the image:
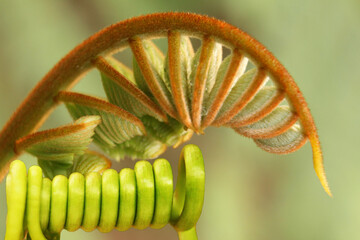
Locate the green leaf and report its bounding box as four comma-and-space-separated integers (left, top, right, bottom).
39, 151, 111, 179
254, 124, 307, 154
214, 68, 257, 119
20, 115, 100, 179
72, 150, 111, 175
38, 160, 73, 179
106, 136, 167, 161
228, 86, 282, 124
188, 42, 222, 104
25, 116, 100, 162
101, 62, 165, 121
234, 106, 296, 138
65, 101, 145, 150
164, 35, 194, 104
140, 116, 188, 146
107, 57, 136, 83
133, 40, 173, 104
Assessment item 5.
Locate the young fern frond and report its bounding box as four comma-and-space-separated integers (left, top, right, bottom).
1, 12, 330, 240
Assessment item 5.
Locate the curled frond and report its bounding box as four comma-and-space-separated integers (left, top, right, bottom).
0, 13, 330, 195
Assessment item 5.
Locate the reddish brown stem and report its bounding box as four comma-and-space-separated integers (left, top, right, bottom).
191, 36, 216, 132
15, 117, 101, 154
55, 91, 146, 134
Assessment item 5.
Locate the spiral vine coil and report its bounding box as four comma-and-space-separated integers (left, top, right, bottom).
5, 144, 205, 240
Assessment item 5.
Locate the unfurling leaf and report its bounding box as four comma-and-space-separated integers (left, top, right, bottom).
140, 116, 188, 146
132, 40, 175, 109
21, 116, 100, 161
254, 124, 307, 154
65, 100, 145, 149
15, 116, 101, 178
234, 106, 298, 139
38, 160, 73, 179
213, 67, 256, 118
106, 136, 167, 161
133, 40, 166, 95
101, 60, 166, 121
188, 42, 222, 104
72, 150, 111, 175
228, 86, 284, 127
164, 35, 194, 103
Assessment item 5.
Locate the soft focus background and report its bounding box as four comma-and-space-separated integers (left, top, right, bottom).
0, 0, 359, 239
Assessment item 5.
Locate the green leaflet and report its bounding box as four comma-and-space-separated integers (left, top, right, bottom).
108, 57, 136, 83
133, 40, 165, 95
132, 57, 152, 97
203, 54, 231, 112
254, 124, 306, 153
164, 35, 194, 105
38, 160, 73, 179
229, 86, 282, 124
65, 102, 144, 148
106, 136, 166, 161
214, 68, 258, 118
188, 42, 222, 105
101, 63, 164, 121
133, 40, 174, 107
234, 106, 295, 138
71, 151, 110, 175
140, 116, 188, 146
24, 116, 100, 178
26, 116, 99, 161
163, 54, 173, 94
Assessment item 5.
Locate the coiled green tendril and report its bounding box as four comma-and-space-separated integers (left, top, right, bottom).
5, 144, 204, 240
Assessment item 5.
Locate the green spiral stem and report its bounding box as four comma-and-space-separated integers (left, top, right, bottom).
5, 144, 205, 240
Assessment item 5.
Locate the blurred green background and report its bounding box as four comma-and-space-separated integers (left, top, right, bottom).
1, 0, 359, 239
